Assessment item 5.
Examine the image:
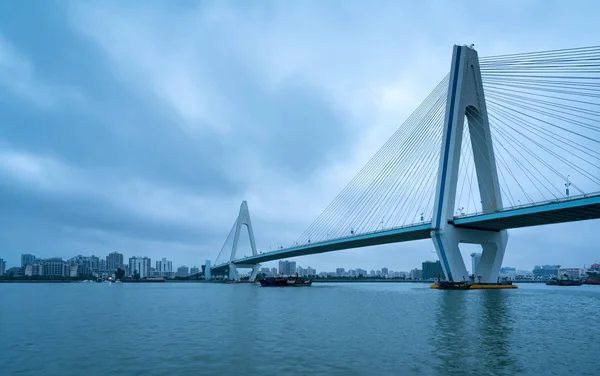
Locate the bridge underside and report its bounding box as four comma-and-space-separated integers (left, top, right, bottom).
212, 195, 600, 274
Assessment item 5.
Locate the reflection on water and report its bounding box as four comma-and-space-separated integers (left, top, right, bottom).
1, 283, 598, 376
478, 291, 521, 374
432, 290, 522, 376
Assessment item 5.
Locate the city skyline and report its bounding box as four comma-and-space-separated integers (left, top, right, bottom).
1, 1, 599, 272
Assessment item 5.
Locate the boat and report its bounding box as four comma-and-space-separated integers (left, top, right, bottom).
259, 276, 312, 287
430, 276, 517, 290
546, 274, 583, 286
585, 264, 600, 285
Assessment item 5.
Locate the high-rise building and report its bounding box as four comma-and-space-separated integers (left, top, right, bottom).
381, 267, 389, 276
279, 260, 296, 275
270, 267, 277, 276
156, 258, 173, 278
422, 261, 445, 280
296, 266, 305, 276
471, 253, 482, 276
21, 254, 36, 267
42, 258, 68, 277
106, 252, 124, 271
176, 266, 190, 278
129, 257, 152, 279
0, 258, 6, 275
306, 266, 316, 276
336, 267, 345, 276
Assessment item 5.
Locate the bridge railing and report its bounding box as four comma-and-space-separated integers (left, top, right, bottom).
456, 191, 600, 220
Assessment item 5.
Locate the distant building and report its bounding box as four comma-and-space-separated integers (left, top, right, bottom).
356, 268, 367, 277
156, 258, 173, 278
42, 258, 68, 277
21, 254, 36, 267
410, 268, 422, 280
296, 266, 305, 276
422, 261, 445, 280
279, 260, 296, 275
500, 267, 516, 275
106, 252, 124, 271
306, 266, 316, 276
190, 266, 200, 276
270, 267, 278, 276
176, 266, 190, 278
381, 267, 389, 276
471, 253, 482, 276
129, 257, 152, 279
24, 263, 43, 276
336, 267, 345, 276
533, 265, 560, 278
0, 258, 6, 275
559, 268, 580, 279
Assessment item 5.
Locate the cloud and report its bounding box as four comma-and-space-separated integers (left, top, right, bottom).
1, 0, 599, 272
0, 33, 83, 108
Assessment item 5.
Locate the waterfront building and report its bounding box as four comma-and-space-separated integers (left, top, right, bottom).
0, 258, 6, 275
336, 267, 345, 276
270, 267, 277, 276
24, 263, 43, 276
422, 261, 445, 280
190, 266, 200, 275
279, 260, 296, 275
533, 265, 561, 278
306, 266, 316, 276
21, 254, 36, 267
129, 257, 152, 279
381, 267, 389, 276
296, 266, 305, 276
410, 268, 422, 280
471, 252, 482, 276
356, 268, 367, 277
176, 266, 189, 278
156, 258, 173, 278
559, 268, 580, 279
42, 258, 68, 277
106, 252, 124, 271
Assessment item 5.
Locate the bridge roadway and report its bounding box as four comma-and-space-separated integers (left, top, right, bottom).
212, 194, 600, 272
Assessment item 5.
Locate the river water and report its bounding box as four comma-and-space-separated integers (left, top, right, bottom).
0, 282, 598, 376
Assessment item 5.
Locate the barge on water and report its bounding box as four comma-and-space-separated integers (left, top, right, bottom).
430, 280, 518, 290
259, 276, 312, 287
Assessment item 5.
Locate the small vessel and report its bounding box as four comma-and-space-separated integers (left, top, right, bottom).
546, 274, 583, 286
259, 276, 312, 287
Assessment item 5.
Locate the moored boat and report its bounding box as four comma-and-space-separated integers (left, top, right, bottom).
546, 274, 582, 286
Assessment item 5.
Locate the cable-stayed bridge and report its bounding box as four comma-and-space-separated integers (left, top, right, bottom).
211, 44, 600, 282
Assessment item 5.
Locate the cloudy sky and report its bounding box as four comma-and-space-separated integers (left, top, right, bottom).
1, 0, 599, 273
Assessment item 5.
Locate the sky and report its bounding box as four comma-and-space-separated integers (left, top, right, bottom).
1, 0, 599, 273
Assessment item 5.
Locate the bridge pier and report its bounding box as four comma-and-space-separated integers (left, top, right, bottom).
228, 263, 261, 281
432, 226, 508, 283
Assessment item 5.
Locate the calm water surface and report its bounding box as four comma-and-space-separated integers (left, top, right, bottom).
1, 282, 598, 376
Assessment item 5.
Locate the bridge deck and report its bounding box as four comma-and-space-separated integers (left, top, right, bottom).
213, 195, 600, 271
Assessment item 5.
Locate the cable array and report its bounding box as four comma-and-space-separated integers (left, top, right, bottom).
462, 45, 600, 213
214, 219, 237, 266
292, 75, 450, 246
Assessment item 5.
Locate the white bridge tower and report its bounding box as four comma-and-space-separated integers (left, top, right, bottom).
431, 45, 508, 283
226, 201, 261, 281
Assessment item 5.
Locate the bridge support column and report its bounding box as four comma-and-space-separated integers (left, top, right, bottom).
433, 226, 508, 283
432, 45, 507, 283
228, 263, 261, 281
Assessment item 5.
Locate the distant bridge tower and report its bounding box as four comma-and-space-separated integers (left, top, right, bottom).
225, 201, 261, 281
431, 45, 508, 283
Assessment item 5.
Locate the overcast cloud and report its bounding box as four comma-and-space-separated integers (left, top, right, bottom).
1, 0, 599, 272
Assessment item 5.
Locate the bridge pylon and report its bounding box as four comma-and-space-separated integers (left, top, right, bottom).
431, 45, 508, 283
226, 201, 261, 281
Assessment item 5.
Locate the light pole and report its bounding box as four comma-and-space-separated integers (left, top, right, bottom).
565, 175, 571, 197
